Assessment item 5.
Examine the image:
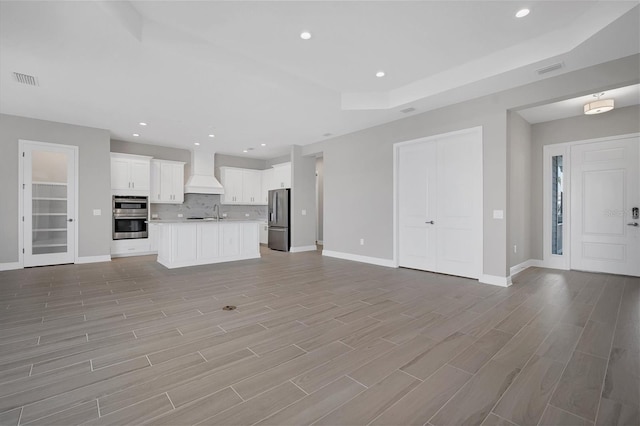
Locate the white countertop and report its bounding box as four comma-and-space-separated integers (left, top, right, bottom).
149, 219, 262, 224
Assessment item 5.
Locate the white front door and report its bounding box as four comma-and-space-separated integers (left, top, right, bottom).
570, 137, 640, 276
22, 141, 77, 267
398, 128, 483, 279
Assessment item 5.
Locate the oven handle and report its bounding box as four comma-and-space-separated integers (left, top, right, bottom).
114, 216, 148, 220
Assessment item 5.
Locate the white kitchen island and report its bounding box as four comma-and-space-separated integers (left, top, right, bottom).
154, 220, 260, 269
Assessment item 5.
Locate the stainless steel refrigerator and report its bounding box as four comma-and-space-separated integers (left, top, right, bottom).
268, 188, 290, 251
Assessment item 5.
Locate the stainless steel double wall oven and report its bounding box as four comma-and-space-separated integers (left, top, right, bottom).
112, 196, 148, 239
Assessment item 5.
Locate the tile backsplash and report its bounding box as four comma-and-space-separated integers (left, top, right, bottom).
151, 194, 267, 221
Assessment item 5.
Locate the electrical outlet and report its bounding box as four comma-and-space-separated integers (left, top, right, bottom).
177, 213, 183, 218
92, 209, 101, 216
152, 213, 158, 219
222, 213, 227, 217
245, 213, 250, 217
360, 238, 364, 245
493, 210, 504, 219
513, 245, 517, 253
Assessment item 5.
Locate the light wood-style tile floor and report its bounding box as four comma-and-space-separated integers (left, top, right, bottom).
0, 247, 638, 426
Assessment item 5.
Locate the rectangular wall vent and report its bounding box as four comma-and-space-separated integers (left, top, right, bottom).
400, 107, 416, 114
13, 72, 39, 86
536, 62, 563, 75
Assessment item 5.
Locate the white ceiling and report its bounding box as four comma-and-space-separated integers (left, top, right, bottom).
1, 1, 639, 158
518, 84, 640, 124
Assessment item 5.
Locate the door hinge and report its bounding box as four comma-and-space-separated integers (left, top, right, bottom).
22, 216, 24, 222
22, 152, 25, 157
22, 248, 24, 254
22, 184, 25, 189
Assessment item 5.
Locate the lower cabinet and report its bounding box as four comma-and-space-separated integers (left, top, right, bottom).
157, 221, 260, 269
110, 238, 153, 257
259, 221, 268, 245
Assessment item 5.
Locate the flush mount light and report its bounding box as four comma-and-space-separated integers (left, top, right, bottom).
300, 31, 312, 40
194, 142, 200, 146
208, 134, 215, 138
139, 122, 147, 126
376, 71, 385, 78
515, 8, 530, 18
133, 133, 140, 137
584, 93, 614, 115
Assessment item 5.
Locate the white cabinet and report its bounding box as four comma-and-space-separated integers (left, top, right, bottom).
148, 223, 159, 253
272, 162, 291, 189
110, 153, 151, 195
157, 221, 260, 269
220, 167, 264, 205
259, 221, 268, 245
221, 222, 241, 256
151, 160, 185, 204
261, 168, 274, 204
110, 238, 152, 257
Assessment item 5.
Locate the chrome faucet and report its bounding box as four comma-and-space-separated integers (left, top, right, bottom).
213, 204, 220, 221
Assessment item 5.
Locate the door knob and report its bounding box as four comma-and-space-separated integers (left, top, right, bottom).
627, 222, 639, 227
425, 220, 435, 224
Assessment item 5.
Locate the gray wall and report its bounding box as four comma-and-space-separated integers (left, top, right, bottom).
0, 114, 111, 262
303, 55, 639, 279
507, 112, 532, 268
530, 104, 640, 260
316, 157, 324, 243
290, 146, 317, 248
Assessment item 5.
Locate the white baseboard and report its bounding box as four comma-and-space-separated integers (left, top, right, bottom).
76, 255, 112, 264
322, 250, 396, 268
0, 262, 22, 271
290, 245, 317, 253
509, 259, 544, 276
479, 274, 513, 287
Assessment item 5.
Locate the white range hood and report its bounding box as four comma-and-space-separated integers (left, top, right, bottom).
184, 150, 224, 194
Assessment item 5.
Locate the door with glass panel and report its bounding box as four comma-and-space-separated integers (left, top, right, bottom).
22, 141, 76, 267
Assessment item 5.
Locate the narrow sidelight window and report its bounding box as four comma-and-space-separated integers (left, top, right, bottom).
551, 155, 563, 255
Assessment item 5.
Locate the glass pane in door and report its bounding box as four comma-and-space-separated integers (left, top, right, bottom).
551, 155, 563, 255
31, 151, 68, 255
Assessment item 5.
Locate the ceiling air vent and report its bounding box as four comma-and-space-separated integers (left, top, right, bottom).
536, 62, 563, 75
13, 72, 39, 86
400, 107, 416, 114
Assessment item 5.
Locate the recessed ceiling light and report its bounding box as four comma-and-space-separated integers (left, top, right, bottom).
261, 143, 266, 147
194, 142, 200, 146
515, 8, 530, 18
300, 31, 312, 40
139, 122, 147, 126
376, 71, 385, 78
243, 149, 248, 153
208, 134, 215, 138
133, 133, 139, 137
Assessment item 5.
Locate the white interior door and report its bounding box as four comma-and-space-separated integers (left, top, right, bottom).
398, 141, 437, 271
571, 137, 640, 276
22, 142, 76, 267
398, 128, 483, 279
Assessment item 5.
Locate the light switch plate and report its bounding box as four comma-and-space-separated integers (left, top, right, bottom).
302, 209, 307, 216
152, 213, 158, 219
245, 213, 250, 217
493, 210, 504, 219
177, 213, 183, 218
93, 209, 101, 216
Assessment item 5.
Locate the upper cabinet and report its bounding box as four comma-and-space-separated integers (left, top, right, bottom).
110, 153, 151, 195
272, 162, 291, 189
220, 167, 264, 205
150, 159, 185, 204
261, 167, 274, 204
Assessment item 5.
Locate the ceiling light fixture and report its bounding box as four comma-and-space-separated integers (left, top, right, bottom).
243, 149, 248, 153
208, 134, 215, 138
261, 143, 266, 146
194, 142, 200, 146
515, 8, 530, 18
584, 93, 615, 115
300, 31, 312, 40
139, 122, 147, 126
133, 133, 139, 137
376, 71, 385, 78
